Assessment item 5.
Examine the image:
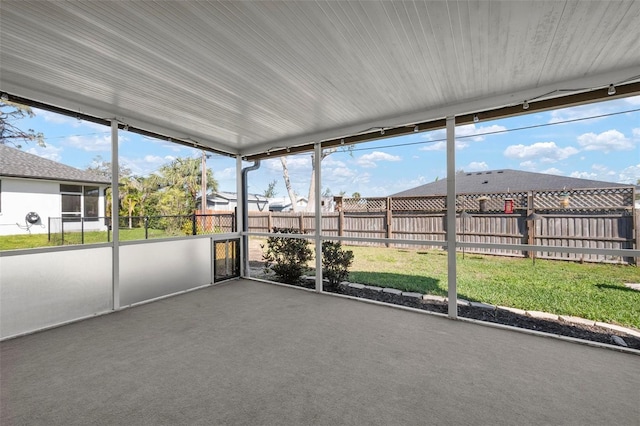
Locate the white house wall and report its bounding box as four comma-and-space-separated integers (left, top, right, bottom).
0, 177, 108, 236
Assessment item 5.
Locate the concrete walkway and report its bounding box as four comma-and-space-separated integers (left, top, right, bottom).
1, 280, 638, 425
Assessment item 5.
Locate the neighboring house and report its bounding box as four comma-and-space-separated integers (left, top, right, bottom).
391, 169, 631, 197
268, 196, 335, 212
0, 144, 111, 236
268, 196, 309, 212
197, 191, 269, 212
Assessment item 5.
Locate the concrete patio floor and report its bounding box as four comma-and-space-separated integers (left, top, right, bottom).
1, 279, 638, 425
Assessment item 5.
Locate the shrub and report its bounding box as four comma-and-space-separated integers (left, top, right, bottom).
263, 227, 313, 284
322, 241, 354, 290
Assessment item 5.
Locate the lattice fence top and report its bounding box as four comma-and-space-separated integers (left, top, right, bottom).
533, 187, 634, 211
460, 192, 528, 212
342, 197, 387, 211
391, 196, 446, 211
338, 186, 634, 213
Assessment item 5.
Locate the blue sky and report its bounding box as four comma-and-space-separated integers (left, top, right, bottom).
15, 95, 640, 198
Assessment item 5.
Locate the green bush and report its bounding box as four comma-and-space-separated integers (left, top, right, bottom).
263, 227, 313, 284
322, 241, 354, 290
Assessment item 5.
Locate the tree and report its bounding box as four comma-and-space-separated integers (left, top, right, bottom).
263, 179, 278, 198
0, 100, 45, 148
85, 155, 131, 180
351, 192, 361, 199
278, 146, 353, 212
321, 187, 332, 197
280, 157, 298, 212
156, 157, 218, 213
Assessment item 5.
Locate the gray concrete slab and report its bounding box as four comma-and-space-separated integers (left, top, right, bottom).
1, 279, 638, 426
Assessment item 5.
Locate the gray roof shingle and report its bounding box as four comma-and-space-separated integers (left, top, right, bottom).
0, 144, 111, 184
391, 169, 630, 197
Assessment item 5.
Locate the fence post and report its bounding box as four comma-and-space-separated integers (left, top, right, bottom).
48, 217, 51, 242
108, 218, 111, 243
526, 191, 534, 259
338, 210, 344, 237
635, 209, 639, 266
192, 213, 197, 235
61, 218, 65, 245
385, 197, 392, 247
81, 217, 85, 245
144, 216, 149, 239
299, 213, 304, 233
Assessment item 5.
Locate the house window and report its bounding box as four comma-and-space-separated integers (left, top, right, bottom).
60, 184, 99, 222
84, 186, 99, 221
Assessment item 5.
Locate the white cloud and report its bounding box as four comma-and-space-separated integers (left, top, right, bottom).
120, 155, 175, 176
548, 105, 608, 124
420, 124, 506, 152
26, 144, 63, 162
632, 128, 640, 138
264, 156, 310, 172
569, 171, 598, 180
569, 164, 626, 183
519, 161, 536, 169
353, 172, 370, 184
624, 95, 640, 106
456, 124, 507, 142
64, 134, 114, 152
577, 129, 634, 153
420, 140, 469, 151
618, 164, 640, 184
466, 161, 489, 172
356, 151, 401, 168
215, 167, 236, 180
503, 142, 579, 163
539, 168, 563, 176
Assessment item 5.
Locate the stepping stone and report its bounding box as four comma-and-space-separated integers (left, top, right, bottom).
595, 322, 640, 338
470, 301, 495, 310
348, 283, 365, 290
497, 306, 527, 315
559, 316, 595, 327
624, 283, 640, 291
526, 310, 558, 321
423, 294, 446, 302
382, 288, 402, 295
402, 292, 423, 299
364, 286, 382, 292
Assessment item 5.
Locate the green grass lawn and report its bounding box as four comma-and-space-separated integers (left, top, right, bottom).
346, 246, 640, 329
0, 228, 173, 250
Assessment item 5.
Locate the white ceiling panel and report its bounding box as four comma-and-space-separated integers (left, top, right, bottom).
1, 1, 639, 156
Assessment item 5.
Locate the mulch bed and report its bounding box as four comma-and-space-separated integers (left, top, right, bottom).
262, 272, 640, 351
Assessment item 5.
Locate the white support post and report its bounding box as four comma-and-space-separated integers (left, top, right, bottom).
110, 120, 120, 310
314, 143, 323, 293
236, 155, 245, 277
446, 116, 457, 319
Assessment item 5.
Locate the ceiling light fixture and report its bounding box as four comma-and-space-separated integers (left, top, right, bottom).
473, 114, 479, 123
340, 139, 345, 145
286, 147, 290, 153
414, 125, 419, 132
0, 93, 8, 101
523, 100, 529, 110
607, 84, 616, 95
123, 124, 129, 131
380, 128, 385, 135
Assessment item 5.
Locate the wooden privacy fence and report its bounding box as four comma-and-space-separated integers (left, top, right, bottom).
247, 186, 638, 265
